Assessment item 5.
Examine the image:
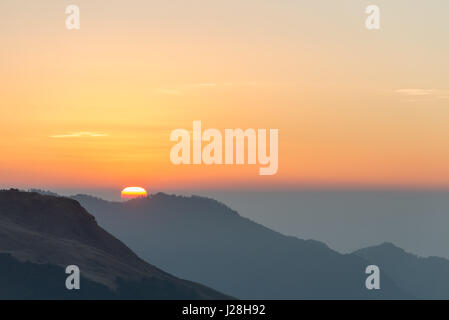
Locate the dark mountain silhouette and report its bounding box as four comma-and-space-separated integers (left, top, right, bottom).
353, 242, 449, 299
72, 192, 412, 299
28, 189, 60, 197
0, 189, 230, 299
0, 253, 115, 299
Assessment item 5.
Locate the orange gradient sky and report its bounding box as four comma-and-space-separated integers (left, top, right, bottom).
1, 0, 449, 190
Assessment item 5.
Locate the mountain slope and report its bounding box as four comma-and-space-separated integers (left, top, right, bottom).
73, 192, 412, 299
0, 252, 115, 300
0, 189, 230, 299
353, 242, 449, 299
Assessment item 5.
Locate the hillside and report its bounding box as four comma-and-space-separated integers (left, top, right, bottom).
354, 242, 449, 299
73, 192, 411, 299
0, 189, 230, 299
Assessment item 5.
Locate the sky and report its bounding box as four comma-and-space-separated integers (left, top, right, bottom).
1, 0, 449, 192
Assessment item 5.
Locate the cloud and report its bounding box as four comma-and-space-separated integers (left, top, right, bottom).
50, 132, 109, 138
394, 89, 436, 96
393, 89, 449, 101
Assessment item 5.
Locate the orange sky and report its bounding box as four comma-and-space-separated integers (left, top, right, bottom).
1, 0, 449, 190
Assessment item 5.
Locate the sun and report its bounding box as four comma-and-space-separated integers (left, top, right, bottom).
121, 187, 148, 199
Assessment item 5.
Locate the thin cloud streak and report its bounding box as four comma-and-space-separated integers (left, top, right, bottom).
393, 89, 449, 101
394, 89, 436, 96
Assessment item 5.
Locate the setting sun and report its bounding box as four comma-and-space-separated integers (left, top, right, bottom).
121, 187, 148, 199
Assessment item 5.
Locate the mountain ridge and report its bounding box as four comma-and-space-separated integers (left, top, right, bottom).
71, 192, 412, 299
353, 242, 449, 299
0, 189, 231, 299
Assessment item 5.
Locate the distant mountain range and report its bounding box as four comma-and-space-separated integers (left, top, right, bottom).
5, 189, 448, 299
353, 242, 449, 299
72, 192, 419, 299
0, 189, 230, 299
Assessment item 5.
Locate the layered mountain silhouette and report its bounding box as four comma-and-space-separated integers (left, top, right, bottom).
72, 192, 416, 299
0, 189, 230, 299
353, 242, 449, 299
